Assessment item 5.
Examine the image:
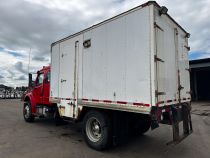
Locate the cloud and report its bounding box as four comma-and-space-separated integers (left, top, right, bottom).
14, 61, 28, 74
32, 56, 48, 62
15, 75, 27, 81
8, 51, 25, 58
0, 47, 26, 58
0, 0, 210, 87
7, 70, 15, 79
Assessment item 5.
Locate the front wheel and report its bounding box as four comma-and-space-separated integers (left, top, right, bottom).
23, 101, 34, 122
83, 110, 112, 150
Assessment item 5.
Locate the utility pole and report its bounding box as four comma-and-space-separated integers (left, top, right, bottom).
28, 48, 31, 74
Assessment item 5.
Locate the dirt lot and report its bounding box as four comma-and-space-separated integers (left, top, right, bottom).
0, 99, 210, 158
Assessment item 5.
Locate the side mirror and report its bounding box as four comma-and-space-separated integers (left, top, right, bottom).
28, 73, 34, 87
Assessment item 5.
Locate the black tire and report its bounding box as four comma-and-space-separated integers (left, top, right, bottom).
23, 101, 35, 122
83, 110, 112, 150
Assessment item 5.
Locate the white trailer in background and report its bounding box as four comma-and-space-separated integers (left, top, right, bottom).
50, 1, 192, 150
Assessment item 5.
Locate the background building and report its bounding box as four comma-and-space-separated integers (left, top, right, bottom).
190, 58, 210, 101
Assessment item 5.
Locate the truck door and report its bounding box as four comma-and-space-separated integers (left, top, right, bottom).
177, 31, 191, 101
59, 40, 80, 117
42, 70, 50, 105
33, 72, 44, 104
155, 26, 166, 103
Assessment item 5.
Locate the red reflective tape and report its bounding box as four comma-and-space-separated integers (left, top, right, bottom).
144, 104, 150, 107
116, 101, 127, 104
92, 99, 99, 102
103, 100, 112, 103
80, 98, 150, 107
133, 102, 144, 106
156, 101, 164, 106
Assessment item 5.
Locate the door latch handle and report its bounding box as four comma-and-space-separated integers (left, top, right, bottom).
154, 55, 164, 62
178, 85, 184, 91
61, 79, 67, 83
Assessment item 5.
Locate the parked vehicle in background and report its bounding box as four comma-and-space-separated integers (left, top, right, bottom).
0, 84, 26, 99
22, 1, 192, 150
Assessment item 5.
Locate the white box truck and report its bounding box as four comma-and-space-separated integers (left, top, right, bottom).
23, 1, 192, 150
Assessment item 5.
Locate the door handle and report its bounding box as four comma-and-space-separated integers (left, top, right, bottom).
61, 79, 67, 83
178, 85, 184, 91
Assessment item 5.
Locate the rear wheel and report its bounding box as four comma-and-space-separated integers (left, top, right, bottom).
23, 101, 35, 122
83, 110, 112, 150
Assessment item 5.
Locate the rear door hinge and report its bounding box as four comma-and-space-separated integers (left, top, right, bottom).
154, 22, 164, 31
184, 45, 190, 51
186, 91, 192, 95
154, 55, 164, 62
155, 90, 166, 96
185, 68, 191, 72
178, 85, 184, 91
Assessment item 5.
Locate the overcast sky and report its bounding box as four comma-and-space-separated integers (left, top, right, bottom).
0, 0, 210, 87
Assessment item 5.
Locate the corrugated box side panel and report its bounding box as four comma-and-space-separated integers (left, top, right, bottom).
82, 6, 151, 105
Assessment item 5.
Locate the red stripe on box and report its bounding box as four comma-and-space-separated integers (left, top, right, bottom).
116, 101, 127, 104
144, 104, 150, 107
133, 102, 144, 106
92, 99, 99, 102
103, 100, 112, 103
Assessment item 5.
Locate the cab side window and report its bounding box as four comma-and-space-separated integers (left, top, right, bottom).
36, 73, 44, 86
45, 71, 50, 83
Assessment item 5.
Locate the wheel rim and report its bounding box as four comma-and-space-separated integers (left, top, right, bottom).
24, 105, 30, 119
86, 117, 102, 142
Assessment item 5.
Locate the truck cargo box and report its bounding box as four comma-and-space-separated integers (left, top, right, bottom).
50, 1, 190, 119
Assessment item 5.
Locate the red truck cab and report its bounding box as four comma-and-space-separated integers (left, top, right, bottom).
22, 66, 55, 122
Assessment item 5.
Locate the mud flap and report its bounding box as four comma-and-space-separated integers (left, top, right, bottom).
167, 103, 193, 145
151, 103, 193, 145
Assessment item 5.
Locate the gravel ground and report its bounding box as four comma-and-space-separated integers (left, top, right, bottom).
0, 99, 210, 158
